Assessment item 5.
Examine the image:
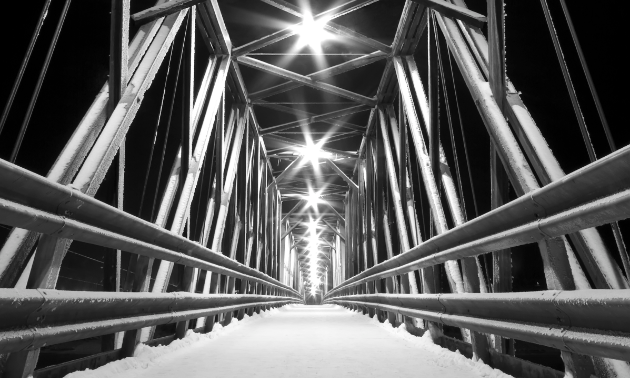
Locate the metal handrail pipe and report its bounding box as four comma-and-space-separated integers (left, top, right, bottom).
326, 187, 630, 296
0, 198, 301, 299
0, 298, 298, 354
326, 143, 630, 295
0, 290, 296, 330
324, 291, 630, 334
326, 299, 630, 362
0, 159, 299, 297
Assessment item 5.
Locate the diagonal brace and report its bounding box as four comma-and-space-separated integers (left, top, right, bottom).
250, 51, 387, 101
261, 105, 370, 135
410, 0, 486, 29
132, 0, 206, 25
237, 56, 377, 106
322, 218, 345, 241
281, 221, 300, 240
325, 158, 359, 191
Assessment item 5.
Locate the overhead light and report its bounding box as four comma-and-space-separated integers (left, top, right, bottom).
300, 141, 331, 166
308, 219, 318, 235
295, 13, 330, 50
304, 188, 323, 209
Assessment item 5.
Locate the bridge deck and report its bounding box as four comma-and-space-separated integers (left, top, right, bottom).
69, 305, 509, 378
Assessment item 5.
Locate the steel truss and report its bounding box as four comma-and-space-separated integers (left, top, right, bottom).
0, 0, 628, 377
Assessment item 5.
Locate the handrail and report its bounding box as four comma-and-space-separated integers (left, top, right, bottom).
0, 159, 300, 297
0, 289, 299, 353
325, 292, 630, 361
326, 143, 630, 297
0, 198, 301, 299
324, 291, 630, 333
326, 187, 630, 296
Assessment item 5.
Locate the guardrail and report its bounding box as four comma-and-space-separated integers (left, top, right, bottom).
323, 142, 630, 369
325, 291, 630, 361
0, 290, 299, 353
0, 158, 303, 377
0, 159, 300, 298
325, 143, 630, 298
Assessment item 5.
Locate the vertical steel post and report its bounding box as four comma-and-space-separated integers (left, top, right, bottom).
174, 7, 196, 339
0, 0, 177, 289
436, 13, 603, 376
392, 58, 465, 295
452, 0, 628, 294
377, 108, 419, 295
490, 147, 513, 354
197, 110, 246, 329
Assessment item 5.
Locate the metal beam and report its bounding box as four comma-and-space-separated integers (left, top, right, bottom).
0, 198, 302, 297
237, 56, 377, 106
0, 292, 297, 354
250, 51, 388, 101
261, 105, 370, 135
274, 155, 307, 184
281, 221, 300, 240
436, 12, 628, 290
325, 158, 359, 191
0, 2, 177, 288
410, 0, 485, 28
233, 0, 378, 56
264, 134, 357, 158
132, 0, 206, 25
487, 0, 505, 110
281, 199, 306, 223
256, 101, 366, 133
326, 143, 630, 295
327, 292, 630, 362
258, 0, 390, 53
322, 218, 345, 241
377, 107, 419, 294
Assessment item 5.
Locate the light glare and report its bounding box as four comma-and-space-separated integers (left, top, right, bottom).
296, 15, 329, 50
304, 188, 323, 209
300, 141, 331, 166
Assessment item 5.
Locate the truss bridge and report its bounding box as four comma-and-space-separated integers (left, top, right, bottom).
0, 0, 628, 377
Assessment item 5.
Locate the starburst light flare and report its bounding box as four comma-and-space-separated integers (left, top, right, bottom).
294, 12, 330, 51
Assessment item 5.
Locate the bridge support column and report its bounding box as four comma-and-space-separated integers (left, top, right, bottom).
434, 11, 612, 376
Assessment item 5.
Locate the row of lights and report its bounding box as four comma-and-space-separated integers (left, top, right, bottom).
282, 8, 333, 293
299, 142, 330, 296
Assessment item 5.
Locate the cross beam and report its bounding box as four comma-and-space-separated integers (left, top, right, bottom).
237, 56, 377, 106
411, 0, 486, 29
250, 51, 387, 101
261, 105, 370, 135
258, 0, 391, 53
255, 101, 366, 132
232, 0, 378, 56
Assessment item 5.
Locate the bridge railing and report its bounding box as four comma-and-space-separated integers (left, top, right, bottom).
326, 291, 629, 361
0, 158, 302, 362
326, 143, 630, 297
0, 290, 298, 354
324, 143, 630, 366
0, 159, 301, 299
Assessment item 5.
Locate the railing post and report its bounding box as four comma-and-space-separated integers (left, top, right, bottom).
490, 147, 513, 355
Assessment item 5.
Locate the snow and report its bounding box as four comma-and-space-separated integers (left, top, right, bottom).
67, 305, 513, 378
0, 228, 30, 279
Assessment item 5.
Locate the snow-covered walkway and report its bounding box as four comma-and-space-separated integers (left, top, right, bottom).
69, 304, 511, 378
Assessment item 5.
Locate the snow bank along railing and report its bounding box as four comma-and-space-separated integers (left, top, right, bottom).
326, 291, 630, 361
326, 142, 630, 297
0, 290, 298, 354
0, 159, 300, 299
